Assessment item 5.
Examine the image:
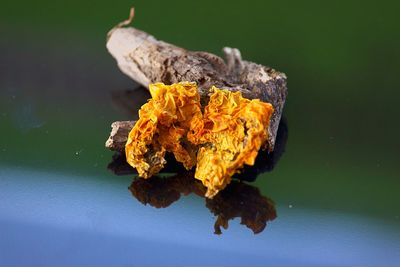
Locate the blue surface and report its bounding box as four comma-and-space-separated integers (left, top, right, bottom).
1, 168, 399, 267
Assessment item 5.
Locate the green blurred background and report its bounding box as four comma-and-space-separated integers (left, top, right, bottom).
1, 0, 399, 222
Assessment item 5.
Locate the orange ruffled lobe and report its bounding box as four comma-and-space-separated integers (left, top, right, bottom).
125, 82, 274, 199
125, 82, 202, 178
188, 87, 274, 198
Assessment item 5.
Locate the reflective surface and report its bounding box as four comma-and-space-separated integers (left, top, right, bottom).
1, 1, 400, 266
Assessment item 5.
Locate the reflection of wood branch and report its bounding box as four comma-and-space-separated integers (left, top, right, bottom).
206, 182, 276, 234
106, 9, 287, 151
110, 86, 150, 119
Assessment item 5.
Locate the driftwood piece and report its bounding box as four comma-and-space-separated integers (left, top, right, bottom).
106, 8, 287, 151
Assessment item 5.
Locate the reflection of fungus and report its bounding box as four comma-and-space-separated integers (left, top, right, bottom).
129, 171, 205, 208
125, 82, 274, 198
129, 172, 276, 235
206, 182, 276, 234
129, 177, 181, 208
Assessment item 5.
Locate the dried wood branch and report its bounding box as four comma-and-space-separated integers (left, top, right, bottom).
106, 8, 288, 151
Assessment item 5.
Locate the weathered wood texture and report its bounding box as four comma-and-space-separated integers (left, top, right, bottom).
106, 9, 287, 151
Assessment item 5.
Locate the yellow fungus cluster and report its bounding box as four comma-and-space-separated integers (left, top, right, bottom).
125, 82, 274, 198
125, 82, 202, 177
188, 88, 274, 197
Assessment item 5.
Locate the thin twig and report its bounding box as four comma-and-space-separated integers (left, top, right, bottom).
107, 7, 135, 41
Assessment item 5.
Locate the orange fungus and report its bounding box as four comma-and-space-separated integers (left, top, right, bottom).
125, 83, 274, 198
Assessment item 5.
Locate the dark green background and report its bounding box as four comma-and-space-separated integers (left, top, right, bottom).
1, 0, 399, 223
